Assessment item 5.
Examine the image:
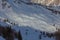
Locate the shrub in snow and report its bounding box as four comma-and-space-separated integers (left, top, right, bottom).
25, 31, 28, 35
46, 32, 53, 38
40, 31, 42, 34
13, 0, 17, 3
2, 2, 7, 9
42, 31, 45, 35
8, 5, 11, 8
53, 24, 55, 26
18, 1, 21, 4
39, 35, 42, 40
26, 29, 29, 31
35, 30, 38, 32
3, 19, 9, 22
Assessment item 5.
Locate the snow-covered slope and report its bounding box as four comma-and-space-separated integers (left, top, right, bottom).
0, 18, 56, 40
0, 0, 59, 33
0, 0, 60, 40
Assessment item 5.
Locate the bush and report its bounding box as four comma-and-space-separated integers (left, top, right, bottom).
39, 35, 42, 39
2, 2, 7, 9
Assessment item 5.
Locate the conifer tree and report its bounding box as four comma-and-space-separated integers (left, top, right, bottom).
18, 30, 22, 40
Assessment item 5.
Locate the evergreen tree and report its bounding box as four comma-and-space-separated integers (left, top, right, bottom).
18, 30, 22, 40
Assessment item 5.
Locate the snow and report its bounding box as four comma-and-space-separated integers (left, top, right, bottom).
0, 0, 60, 40
41, 37, 55, 40
0, 0, 59, 33
0, 20, 55, 40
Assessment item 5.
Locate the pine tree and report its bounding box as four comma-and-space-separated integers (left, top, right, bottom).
18, 30, 22, 40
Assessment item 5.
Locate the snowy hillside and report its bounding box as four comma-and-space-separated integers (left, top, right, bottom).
0, 17, 57, 40
0, 0, 60, 40
0, 0, 59, 32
